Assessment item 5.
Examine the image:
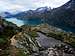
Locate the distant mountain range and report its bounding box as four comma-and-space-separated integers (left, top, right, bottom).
0, 7, 51, 18
47, 0, 75, 32
11, 6, 51, 21
0, 12, 13, 18
0, 0, 75, 32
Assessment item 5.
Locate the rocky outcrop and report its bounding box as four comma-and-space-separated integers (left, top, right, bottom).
10, 27, 75, 56
11, 32, 39, 55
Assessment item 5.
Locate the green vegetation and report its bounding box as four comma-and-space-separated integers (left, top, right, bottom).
28, 31, 38, 38
0, 17, 20, 56
17, 49, 29, 56
21, 25, 38, 39
46, 31, 75, 47
0, 26, 17, 48
21, 24, 75, 48
0, 38, 8, 44
47, 32, 64, 41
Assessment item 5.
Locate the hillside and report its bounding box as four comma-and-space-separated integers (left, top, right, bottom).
0, 16, 20, 55
47, 0, 75, 32
9, 24, 75, 56
0, 19, 75, 56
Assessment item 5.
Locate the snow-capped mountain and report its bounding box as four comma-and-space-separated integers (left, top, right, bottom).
35, 7, 51, 13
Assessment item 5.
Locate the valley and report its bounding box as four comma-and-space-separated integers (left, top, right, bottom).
0, 0, 75, 56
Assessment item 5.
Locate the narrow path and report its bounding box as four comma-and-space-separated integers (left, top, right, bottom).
10, 35, 17, 46
10, 32, 22, 56
10, 32, 22, 46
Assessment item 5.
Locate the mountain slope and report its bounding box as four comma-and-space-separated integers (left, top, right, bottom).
0, 12, 14, 18
0, 16, 20, 49
47, 0, 75, 32
12, 0, 75, 32
13, 7, 51, 20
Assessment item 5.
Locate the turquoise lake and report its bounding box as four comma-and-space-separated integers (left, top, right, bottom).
5, 18, 42, 26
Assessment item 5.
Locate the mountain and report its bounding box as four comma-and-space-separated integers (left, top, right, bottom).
35, 7, 51, 13
2, 0, 75, 32
13, 7, 51, 20
14, 0, 75, 32
0, 12, 14, 18
46, 0, 75, 32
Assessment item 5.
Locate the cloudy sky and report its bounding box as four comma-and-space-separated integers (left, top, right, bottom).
0, 0, 69, 13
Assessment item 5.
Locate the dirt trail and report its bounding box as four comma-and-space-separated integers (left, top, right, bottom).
9, 32, 22, 56
10, 35, 17, 46
10, 32, 22, 46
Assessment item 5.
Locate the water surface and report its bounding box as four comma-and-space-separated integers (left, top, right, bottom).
5, 18, 42, 26
5, 18, 24, 26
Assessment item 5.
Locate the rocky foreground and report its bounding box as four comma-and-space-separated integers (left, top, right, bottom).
10, 32, 75, 56
0, 17, 75, 56
9, 24, 75, 56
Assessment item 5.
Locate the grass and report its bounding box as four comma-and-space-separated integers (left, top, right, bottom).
28, 31, 38, 38
46, 31, 75, 47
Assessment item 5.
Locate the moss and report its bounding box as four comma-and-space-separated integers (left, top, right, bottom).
28, 31, 38, 38
46, 31, 75, 47
16, 49, 29, 56
0, 38, 7, 44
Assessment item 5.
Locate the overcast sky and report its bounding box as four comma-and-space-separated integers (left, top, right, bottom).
0, 0, 70, 13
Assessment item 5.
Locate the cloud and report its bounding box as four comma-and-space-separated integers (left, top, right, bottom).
33, 0, 70, 8
0, 0, 70, 13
